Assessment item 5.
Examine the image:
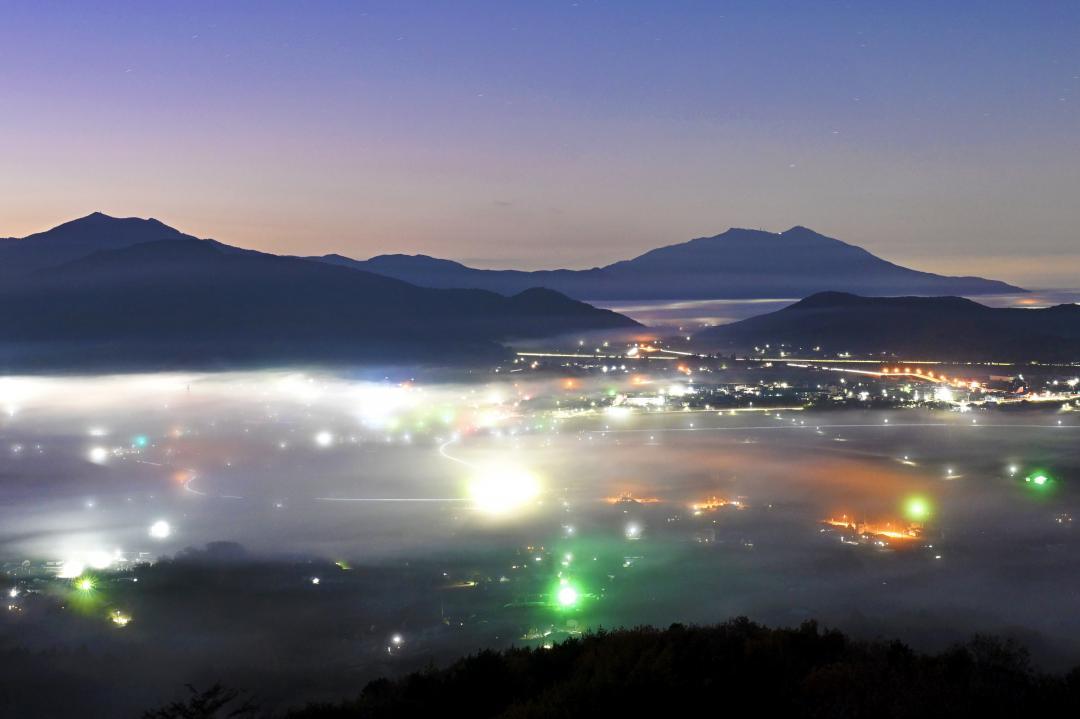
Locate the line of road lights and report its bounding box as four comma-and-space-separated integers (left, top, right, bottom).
879, 366, 979, 388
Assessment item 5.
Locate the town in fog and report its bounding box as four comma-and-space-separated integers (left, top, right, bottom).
3, 344, 1079, 713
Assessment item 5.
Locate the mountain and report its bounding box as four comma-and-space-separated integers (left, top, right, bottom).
0, 211, 199, 277
311, 226, 1025, 300
0, 215, 638, 370
695, 292, 1080, 361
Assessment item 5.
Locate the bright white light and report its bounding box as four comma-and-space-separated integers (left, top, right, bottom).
353, 384, 418, 428
468, 464, 541, 516
149, 520, 172, 539
314, 431, 334, 448
604, 406, 632, 420
88, 550, 114, 570
625, 523, 642, 540
87, 446, 110, 464
58, 558, 86, 579
391, 633, 403, 645
311, 577, 321, 585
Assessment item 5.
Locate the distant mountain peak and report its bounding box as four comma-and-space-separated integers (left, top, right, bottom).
780, 225, 826, 237
309, 223, 1025, 301
38, 211, 185, 236
0, 212, 200, 277
67, 211, 155, 225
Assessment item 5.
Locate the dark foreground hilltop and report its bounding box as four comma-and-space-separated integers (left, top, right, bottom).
148, 619, 1080, 719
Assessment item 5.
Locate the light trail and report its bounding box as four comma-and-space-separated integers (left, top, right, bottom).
627, 406, 807, 416
589, 422, 1077, 435
818, 365, 954, 383
181, 471, 243, 500
438, 437, 476, 468
748, 357, 943, 365
312, 438, 476, 504
515, 351, 677, 361
313, 497, 466, 503
658, 348, 705, 357
170, 440, 482, 506
516, 352, 626, 359
182, 472, 207, 497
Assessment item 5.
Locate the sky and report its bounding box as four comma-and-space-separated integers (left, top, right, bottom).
1, 1, 1077, 286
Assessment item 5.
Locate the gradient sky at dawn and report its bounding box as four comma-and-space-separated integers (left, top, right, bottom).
1, 1, 1077, 286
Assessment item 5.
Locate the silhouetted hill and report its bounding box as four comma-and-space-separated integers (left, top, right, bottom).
262, 620, 1080, 718
314, 226, 1025, 300
0, 212, 197, 277
696, 292, 1080, 361
0, 221, 638, 370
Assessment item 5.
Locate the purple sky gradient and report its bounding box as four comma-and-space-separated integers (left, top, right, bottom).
1, 1, 1077, 285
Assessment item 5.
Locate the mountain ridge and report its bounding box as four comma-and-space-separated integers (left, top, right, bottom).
0, 216, 639, 370
695, 291, 1080, 361
2, 214, 1026, 300
315, 225, 1025, 300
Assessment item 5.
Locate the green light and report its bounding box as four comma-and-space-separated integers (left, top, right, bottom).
552, 578, 582, 609
904, 496, 931, 522
132, 434, 149, 448
76, 577, 94, 592
1025, 472, 1051, 487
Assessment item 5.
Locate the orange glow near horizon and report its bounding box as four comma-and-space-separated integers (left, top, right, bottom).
690, 496, 745, 513
604, 492, 662, 505
823, 515, 922, 542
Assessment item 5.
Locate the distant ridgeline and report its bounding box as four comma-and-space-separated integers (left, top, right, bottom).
0, 213, 638, 370
312, 225, 1024, 300
696, 292, 1080, 362
0, 213, 1041, 368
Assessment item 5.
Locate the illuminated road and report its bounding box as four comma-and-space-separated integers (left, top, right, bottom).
589, 422, 1078, 435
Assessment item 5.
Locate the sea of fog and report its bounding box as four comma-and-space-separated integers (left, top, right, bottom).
594, 288, 1080, 327
1, 370, 1079, 715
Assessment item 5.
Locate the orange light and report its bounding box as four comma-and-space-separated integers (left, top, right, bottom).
690, 496, 745, 512
604, 492, 661, 505
823, 516, 922, 542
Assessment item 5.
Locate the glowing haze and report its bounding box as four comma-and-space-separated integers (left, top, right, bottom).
2, 2, 1078, 285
